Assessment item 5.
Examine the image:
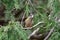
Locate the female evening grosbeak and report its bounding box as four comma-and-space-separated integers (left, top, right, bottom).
25, 14, 34, 28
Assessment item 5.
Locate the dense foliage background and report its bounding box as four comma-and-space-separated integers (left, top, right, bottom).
0, 0, 60, 40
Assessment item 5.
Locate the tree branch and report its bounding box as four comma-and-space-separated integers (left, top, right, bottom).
44, 27, 54, 40
23, 21, 44, 30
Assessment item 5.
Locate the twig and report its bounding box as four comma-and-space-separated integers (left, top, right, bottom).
28, 28, 39, 39
32, 21, 44, 29
22, 27, 32, 30
23, 21, 44, 30
44, 27, 54, 40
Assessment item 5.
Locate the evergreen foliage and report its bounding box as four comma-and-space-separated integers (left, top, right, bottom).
0, 0, 60, 40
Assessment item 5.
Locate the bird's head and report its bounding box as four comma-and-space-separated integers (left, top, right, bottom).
29, 13, 34, 19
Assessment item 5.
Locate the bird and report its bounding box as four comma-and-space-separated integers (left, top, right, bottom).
25, 14, 33, 28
